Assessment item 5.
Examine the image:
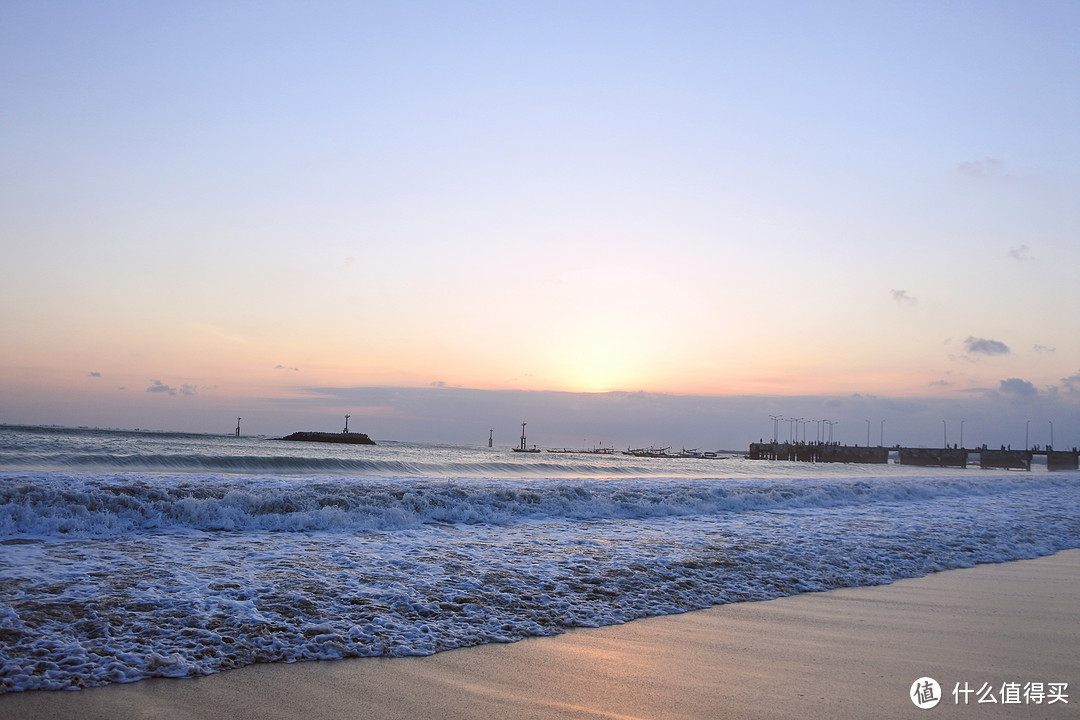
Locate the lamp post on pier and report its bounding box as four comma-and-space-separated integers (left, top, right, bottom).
769, 415, 783, 443
960, 419, 965, 449
880, 420, 885, 447
1026, 420, 1030, 451
1049, 420, 1054, 449
942, 420, 947, 449
865, 419, 870, 447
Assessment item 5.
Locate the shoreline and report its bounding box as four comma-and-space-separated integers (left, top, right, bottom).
2, 550, 1078, 719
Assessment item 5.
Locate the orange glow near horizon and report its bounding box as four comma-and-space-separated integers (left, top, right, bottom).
4, 2, 1080, 439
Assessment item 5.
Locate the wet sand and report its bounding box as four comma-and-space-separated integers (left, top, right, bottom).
3, 550, 1078, 719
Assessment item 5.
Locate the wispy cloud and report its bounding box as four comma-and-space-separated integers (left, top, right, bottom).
957, 157, 1014, 180
890, 289, 917, 305
1008, 244, 1032, 261
965, 337, 1010, 356
275, 365, 300, 372
1034, 344, 1056, 354
88, 371, 101, 377
146, 380, 198, 396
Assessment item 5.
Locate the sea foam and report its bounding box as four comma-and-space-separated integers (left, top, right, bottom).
2, 468, 1079, 692
2, 427, 1079, 693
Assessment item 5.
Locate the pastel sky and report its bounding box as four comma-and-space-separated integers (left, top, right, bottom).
3, 1, 1079, 449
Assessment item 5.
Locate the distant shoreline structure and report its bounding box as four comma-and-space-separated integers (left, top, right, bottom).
746, 440, 1079, 470
279, 431, 376, 445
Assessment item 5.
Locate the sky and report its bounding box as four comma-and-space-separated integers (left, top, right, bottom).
2, 1, 1080, 450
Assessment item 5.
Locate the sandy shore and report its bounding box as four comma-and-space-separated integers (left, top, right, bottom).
3, 550, 1078, 719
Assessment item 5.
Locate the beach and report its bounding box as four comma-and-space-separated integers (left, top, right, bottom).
3, 549, 1076, 719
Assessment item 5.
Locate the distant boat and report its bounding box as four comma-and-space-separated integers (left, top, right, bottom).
622, 447, 673, 458
512, 422, 541, 453
545, 446, 617, 455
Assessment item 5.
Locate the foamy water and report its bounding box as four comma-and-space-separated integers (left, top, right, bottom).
2, 425, 1078, 692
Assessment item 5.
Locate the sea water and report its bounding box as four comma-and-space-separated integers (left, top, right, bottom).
2, 424, 1078, 692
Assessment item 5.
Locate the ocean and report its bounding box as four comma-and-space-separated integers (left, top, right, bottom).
2, 424, 1078, 693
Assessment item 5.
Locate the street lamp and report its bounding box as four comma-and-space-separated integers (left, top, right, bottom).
1049, 420, 1054, 449
865, 419, 870, 447
880, 420, 885, 447
960, 419, 965, 449
769, 414, 783, 443
942, 420, 947, 449
1026, 420, 1030, 451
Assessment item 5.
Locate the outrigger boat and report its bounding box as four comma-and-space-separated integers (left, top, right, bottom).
622, 446, 725, 459
546, 446, 618, 455
674, 448, 721, 459
622, 447, 673, 458
511, 422, 541, 453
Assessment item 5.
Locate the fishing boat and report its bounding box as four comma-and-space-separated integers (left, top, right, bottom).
622, 447, 673, 458
511, 422, 541, 453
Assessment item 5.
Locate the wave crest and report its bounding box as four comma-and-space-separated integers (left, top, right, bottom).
1, 472, 1069, 537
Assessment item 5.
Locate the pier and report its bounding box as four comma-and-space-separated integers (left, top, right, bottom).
747, 442, 1080, 471
749, 442, 887, 464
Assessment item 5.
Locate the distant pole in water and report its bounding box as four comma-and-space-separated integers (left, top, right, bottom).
344, 414, 351, 434
488, 429, 493, 448
520, 422, 527, 451
236, 417, 241, 437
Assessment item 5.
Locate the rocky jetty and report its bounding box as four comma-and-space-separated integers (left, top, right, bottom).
279, 431, 376, 445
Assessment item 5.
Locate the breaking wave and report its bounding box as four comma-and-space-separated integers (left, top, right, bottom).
2, 471, 1074, 537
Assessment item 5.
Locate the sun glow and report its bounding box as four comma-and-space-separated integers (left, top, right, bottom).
541, 328, 660, 393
